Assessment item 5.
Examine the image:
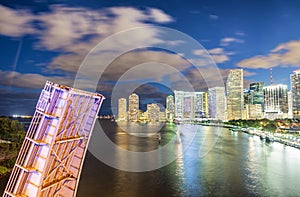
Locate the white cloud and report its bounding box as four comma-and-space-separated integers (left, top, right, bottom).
193, 47, 234, 64
0, 5, 179, 88
220, 37, 244, 46
0, 70, 73, 89
0, 5, 35, 36
237, 40, 300, 69
0, 5, 175, 52
148, 8, 174, 23
209, 14, 219, 20
235, 31, 246, 36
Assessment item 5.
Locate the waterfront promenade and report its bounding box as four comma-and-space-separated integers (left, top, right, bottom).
198, 122, 300, 149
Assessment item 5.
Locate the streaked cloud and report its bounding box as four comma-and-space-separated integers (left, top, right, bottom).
193, 47, 234, 64
209, 14, 219, 20
148, 8, 174, 23
235, 31, 246, 36
237, 40, 300, 69
0, 5, 35, 37
0, 70, 73, 89
220, 37, 244, 46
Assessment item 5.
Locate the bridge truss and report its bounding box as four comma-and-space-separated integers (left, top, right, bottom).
3, 81, 104, 197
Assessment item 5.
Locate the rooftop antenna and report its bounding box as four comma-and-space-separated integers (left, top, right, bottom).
270, 67, 273, 85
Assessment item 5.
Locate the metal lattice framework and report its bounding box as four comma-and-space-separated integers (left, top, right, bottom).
3, 81, 104, 197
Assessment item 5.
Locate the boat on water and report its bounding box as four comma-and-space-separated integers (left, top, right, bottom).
260, 134, 266, 140
230, 128, 239, 132
265, 135, 274, 142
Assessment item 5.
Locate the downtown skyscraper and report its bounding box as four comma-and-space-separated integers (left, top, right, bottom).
226, 69, 244, 120
166, 95, 175, 121
291, 70, 300, 119
129, 93, 139, 121
208, 87, 227, 121
118, 98, 127, 121
174, 90, 208, 121
249, 82, 265, 109
147, 103, 160, 122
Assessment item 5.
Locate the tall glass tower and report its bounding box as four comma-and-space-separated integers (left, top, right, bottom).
226, 69, 244, 120
249, 82, 265, 110
129, 93, 139, 121
174, 90, 184, 120
166, 95, 175, 121
291, 70, 300, 119
118, 98, 127, 121
208, 87, 227, 121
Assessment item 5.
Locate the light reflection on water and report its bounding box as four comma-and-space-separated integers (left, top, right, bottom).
1, 120, 300, 196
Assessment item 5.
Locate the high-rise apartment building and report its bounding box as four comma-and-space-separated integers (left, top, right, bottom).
263, 84, 288, 119
118, 98, 127, 121
245, 104, 263, 119
129, 93, 139, 121
291, 70, 300, 119
226, 69, 244, 120
249, 82, 265, 109
183, 92, 194, 120
147, 103, 160, 122
174, 90, 184, 119
166, 95, 175, 121
208, 87, 227, 121
174, 91, 208, 121
288, 91, 293, 118
194, 92, 208, 119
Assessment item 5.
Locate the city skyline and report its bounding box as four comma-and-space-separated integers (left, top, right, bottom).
1, 1, 300, 116
115, 67, 299, 122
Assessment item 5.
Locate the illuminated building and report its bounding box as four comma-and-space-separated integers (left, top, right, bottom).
159, 111, 166, 122
3, 81, 104, 197
183, 92, 194, 120
147, 103, 160, 122
291, 70, 300, 119
118, 98, 127, 121
174, 90, 184, 120
129, 93, 139, 121
208, 87, 227, 121
194, 92, 208, 119
226, 69, 244, 120
245, 104, 263, 119
166, 95, 175, 121
174, 91, 208, 121
249, 82, 265, 110
263, 84, 288, 119
288, 91, 293, 118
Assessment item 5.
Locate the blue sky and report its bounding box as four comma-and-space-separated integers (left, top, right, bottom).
1, 0, 300, 115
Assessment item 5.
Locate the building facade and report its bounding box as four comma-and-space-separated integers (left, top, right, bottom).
129, 93, 139, 121
245, 104, 263, 119
263, 84, 288, 119
208, 87, 227, 121
174, 91, 208, 121
147, 103, 160, 122
249, 82, 265, 110
226, 69, 244, 120
166, 95, 175, 121
291, 70, 300, 119
174, 91, 184, 120
288, 91, 293, 118
118, 98, 127, 121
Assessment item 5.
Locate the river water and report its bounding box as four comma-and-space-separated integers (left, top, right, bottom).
1, 120, 300, 196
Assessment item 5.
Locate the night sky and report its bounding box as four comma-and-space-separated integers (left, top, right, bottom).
1, 0, 300, 115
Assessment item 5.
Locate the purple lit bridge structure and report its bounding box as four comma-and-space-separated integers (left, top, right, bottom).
3, 81, 104, 197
